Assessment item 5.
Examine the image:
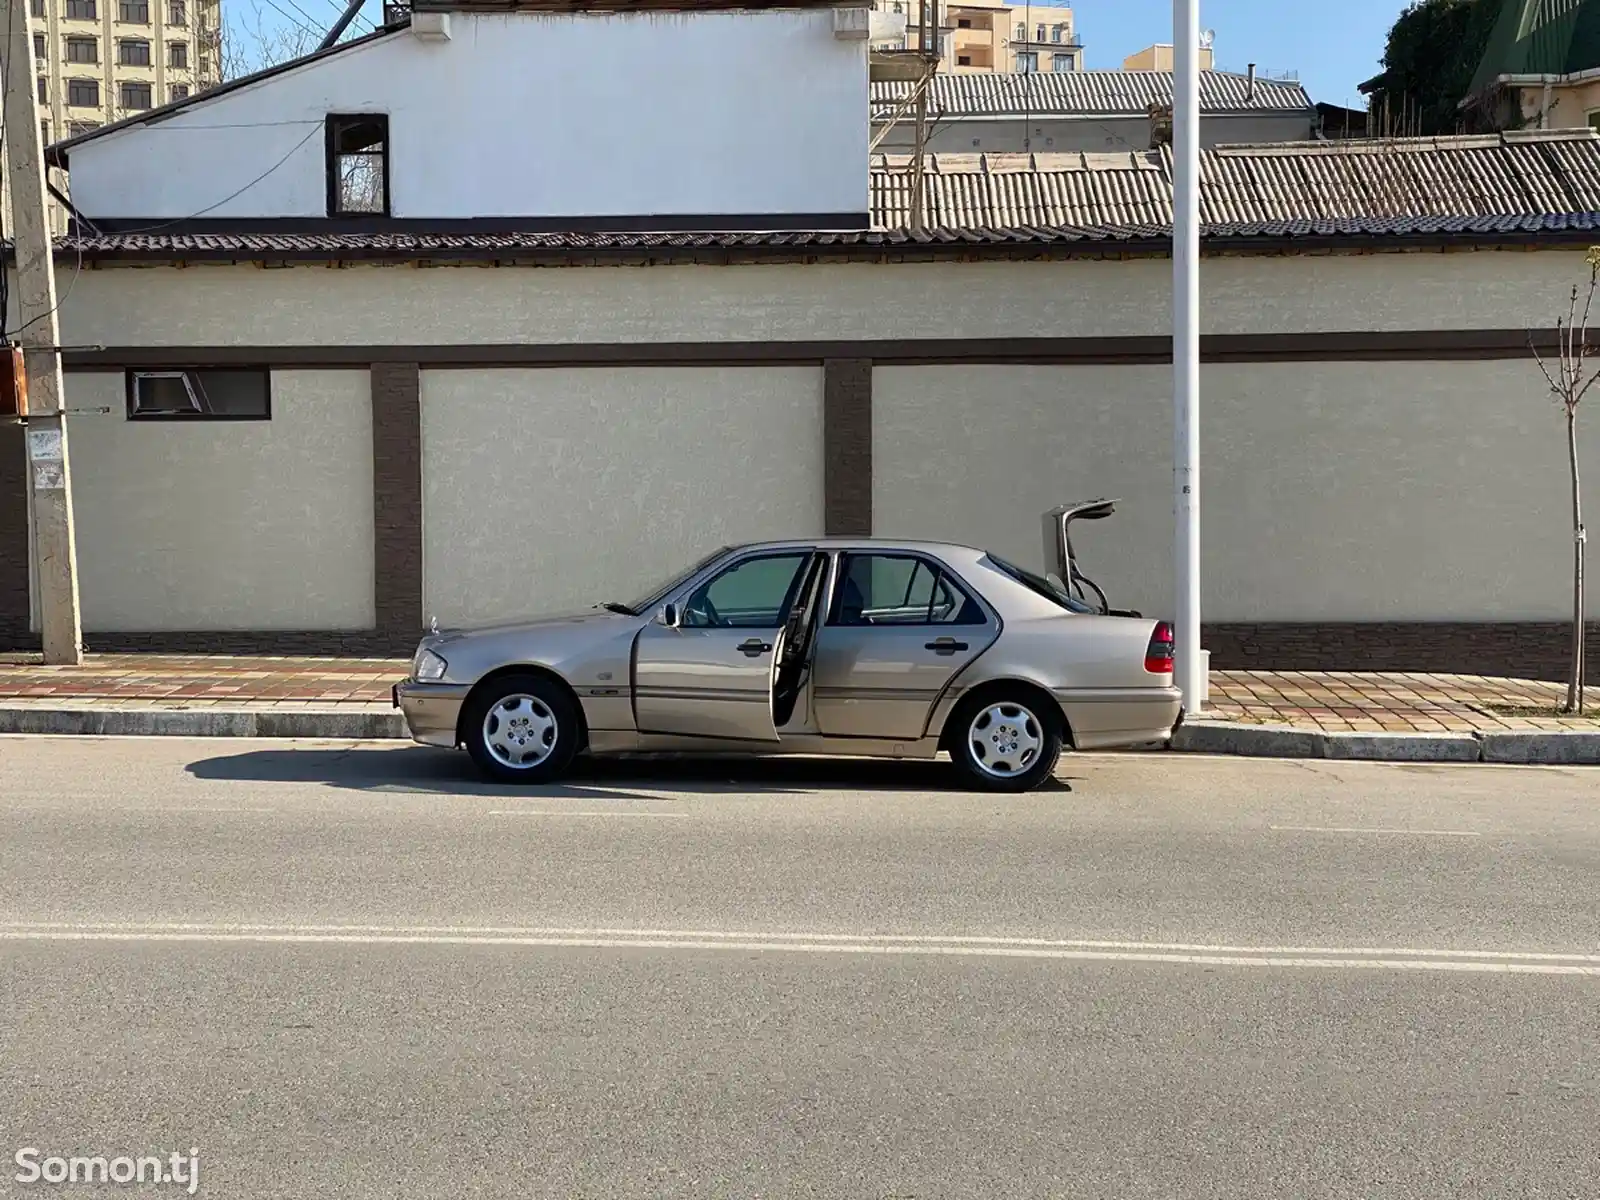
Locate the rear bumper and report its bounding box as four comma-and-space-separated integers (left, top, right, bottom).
393, 680, 471, 749
1053, 685, 1184, 751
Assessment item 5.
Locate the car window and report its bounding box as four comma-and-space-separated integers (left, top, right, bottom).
831, 554, 986, 626
683, 553, 809, 629
983, 553, 1098, 614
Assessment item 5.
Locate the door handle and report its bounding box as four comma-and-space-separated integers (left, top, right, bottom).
738, 638, 773, 657
925, 638, 969, 655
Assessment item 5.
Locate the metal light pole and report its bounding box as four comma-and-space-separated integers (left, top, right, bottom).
1172, 0, 1202, 711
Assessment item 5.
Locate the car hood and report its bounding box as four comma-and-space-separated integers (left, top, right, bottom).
426, 608, 636, 649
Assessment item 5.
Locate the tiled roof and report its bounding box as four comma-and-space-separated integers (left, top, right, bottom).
34, 133, 1600, 261
44, 213, 1600, 262
872, 130, 1600, 228
871, 69, 1313, 119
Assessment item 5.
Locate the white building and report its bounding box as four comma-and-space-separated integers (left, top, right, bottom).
5, 0, 1600, 682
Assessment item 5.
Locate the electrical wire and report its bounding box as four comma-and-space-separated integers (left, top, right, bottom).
6, 118, 320, 339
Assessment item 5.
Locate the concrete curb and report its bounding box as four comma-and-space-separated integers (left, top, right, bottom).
1173, 720, 1600, 765
0, 707, 407, 739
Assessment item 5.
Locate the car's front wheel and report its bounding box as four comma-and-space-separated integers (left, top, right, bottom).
947, 691, 1063, 792
462, 673, 581, 785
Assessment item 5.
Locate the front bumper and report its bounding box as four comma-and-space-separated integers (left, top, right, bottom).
393, 679, 472, 748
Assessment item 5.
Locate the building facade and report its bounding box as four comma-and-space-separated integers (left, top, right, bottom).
894, 0, 1080, 74
30, 0, 222, 143
7, 0, 1600, 682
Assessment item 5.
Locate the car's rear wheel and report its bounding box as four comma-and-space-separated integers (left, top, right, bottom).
947, 691, 1063, 792
462, 673, 581, 785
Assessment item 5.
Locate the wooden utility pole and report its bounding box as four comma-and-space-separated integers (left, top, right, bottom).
3, 0, 84, 664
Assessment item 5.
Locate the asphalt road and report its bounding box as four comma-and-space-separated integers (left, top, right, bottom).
0, 737, 1597, 1198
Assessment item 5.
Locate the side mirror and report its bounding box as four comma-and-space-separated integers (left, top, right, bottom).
659, 603, 680, 628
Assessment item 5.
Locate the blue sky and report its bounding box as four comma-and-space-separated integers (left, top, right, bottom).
1041, 0, 1401, 108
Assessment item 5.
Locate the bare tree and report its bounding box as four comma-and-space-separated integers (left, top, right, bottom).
218, 1, 324, 80
1530, 246, 1600, 714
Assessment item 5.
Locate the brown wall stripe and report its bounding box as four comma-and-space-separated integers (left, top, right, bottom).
371, 362, 424, 647
0, 423, 31, 646
1204, 622, 1600, 684
57, 328, 1569, 372
823, 359, 873, 537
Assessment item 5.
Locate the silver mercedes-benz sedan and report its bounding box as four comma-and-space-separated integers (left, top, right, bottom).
394, 505, 1183, 791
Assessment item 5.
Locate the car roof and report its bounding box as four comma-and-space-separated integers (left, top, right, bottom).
729, 538, 988, 557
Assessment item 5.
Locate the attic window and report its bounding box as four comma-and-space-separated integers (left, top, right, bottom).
326, 113, 389, 217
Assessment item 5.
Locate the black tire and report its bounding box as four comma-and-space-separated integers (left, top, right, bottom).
461, 673, 582, 785
946, 689, 1064, 792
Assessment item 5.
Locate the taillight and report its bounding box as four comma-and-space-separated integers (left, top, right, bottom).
1144, 621, 1175, 675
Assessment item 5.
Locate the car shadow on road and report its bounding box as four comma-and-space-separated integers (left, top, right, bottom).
184, 745, 1074, 798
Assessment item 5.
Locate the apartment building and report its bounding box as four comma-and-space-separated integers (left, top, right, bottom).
895, 0, 1080, 74
30, 0, 222, 145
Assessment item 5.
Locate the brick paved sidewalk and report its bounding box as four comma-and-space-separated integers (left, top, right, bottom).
1210, 671, 1596, 733
0, 654, 1595, 732
0, 653, 404, 709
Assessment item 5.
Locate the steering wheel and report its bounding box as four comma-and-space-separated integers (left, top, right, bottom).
686, 594, 721, 627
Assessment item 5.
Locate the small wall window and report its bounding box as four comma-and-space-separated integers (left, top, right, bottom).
119, 0, 150, 21
1051, 22, 1064, 41
167, 0, 186, 21
65, 0, 96, 18
167, 39, 187, 67
31, 0, 45, 16
169, 83, 189, 102
956, 16, 969, 27
65, 35, 97, 62
69, 120, 100, 135
119, 81, 152, 109
1052, 51, 1073, 71
1016, 50, 1037, 72
325, 113, 389, 216
118, 38, 151, 65
1588, 109, 1600, 132
127, 370, 271, 419
37, 76, 47, 102
40, 120, 50, 146
33, 32, 45, 58
67, 78, 98, 106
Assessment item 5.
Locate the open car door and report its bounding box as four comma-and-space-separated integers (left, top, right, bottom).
633, 549, 826, 742
771, 552, 829, 729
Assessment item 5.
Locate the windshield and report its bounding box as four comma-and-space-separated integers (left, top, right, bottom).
983, 553, 1099, 614
623, 545, 736, 614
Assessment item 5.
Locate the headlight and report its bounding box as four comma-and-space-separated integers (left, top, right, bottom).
412, 647, 448, 682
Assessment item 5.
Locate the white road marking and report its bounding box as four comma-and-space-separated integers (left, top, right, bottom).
486, 810, 689, 818
1269, 825, 1483, 837
0, 923, 1594, 974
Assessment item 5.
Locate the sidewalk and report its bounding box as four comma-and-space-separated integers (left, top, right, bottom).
0, 654, 1596, 762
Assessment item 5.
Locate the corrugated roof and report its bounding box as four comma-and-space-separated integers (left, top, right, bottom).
29, 133, 1600, 262
872, 69, 1313, 120
871, 130, 1600, 228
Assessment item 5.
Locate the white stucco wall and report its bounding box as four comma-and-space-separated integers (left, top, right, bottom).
874, 361, 1599, 623
62, 371, 374, 631
53, 250, 1594, 349
65, 10, 867, 222
420, 366, 825, 625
